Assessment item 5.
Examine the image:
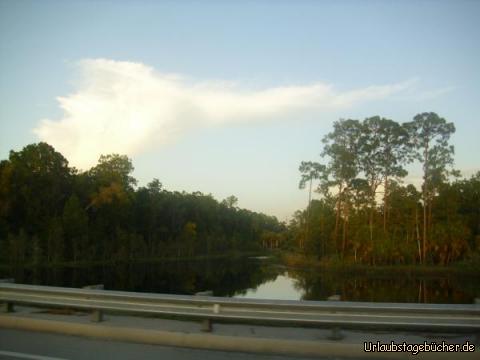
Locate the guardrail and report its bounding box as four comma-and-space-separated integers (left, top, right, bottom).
1, 283, 479, 333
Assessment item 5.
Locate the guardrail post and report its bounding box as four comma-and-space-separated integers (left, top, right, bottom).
91, 309, 103, 322
82, 285, 105, 322
0, 279, 15, 313
0, 302, 14, 313
200, 303, 220, 332
201, 318, 212, 332
327, 326, 344, 340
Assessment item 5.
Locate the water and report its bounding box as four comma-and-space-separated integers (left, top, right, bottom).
1, 257, 478, 304
236, 274, 300, 300
241, 267, 480, 304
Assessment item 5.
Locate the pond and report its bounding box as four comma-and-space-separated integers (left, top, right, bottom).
1, 256, 478, 304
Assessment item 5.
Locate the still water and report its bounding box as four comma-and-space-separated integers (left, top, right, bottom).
1, 256, 478, 304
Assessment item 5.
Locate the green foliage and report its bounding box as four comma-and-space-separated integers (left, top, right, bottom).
89, 154, 137, 189
0, 143, 283, 265
293, 113, 476, 266
63, 194, 88, 262
7, 229, 27, 267
5, 143, 72, 237
221, 195, 238, 209
404, 112, 456, 263
46, 218, 63, 264
298, 161, 326, 190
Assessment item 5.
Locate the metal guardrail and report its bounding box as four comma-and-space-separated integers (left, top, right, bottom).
1, 283, 479, 332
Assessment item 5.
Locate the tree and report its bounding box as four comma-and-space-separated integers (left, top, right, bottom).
46, 218, 64, 264
431, 181, 470, 264
456, 172, 480, 252
321, 119, 361, 257
6, 143, 72, 237
355, 117, 410, 246
0, 142, 286, 265
88, 154, 137, 190
63, 194, 89, 262
387, 182, 421, 263
364, 117, 409, 232
298, 161, 326, 250
178, 221, 197, 257
0, 160, 13, 222
357, 117, 387, 245
147, 178, 163, 194
222, 195, 238, 209
306, 199, 335, 258
404, 113, 455, 263
133, 179, 164, 255
86, 154, 136, 260
7, 229, 27, 267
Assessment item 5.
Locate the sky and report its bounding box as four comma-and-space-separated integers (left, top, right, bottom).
1, 0, 479, 221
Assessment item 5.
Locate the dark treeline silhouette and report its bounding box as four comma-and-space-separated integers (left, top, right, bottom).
287, 112, 480, 266
0, 143, 284, 266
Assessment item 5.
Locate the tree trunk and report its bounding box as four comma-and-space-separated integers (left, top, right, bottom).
428, 199, 433, 234
369, 178, 376, 246
304, 178, 313, 251
369, 206, 374, 244
422, 139, 429, 264
423, 200, 427, 263
320, 211, 325, 258
383, 176, 388, 233
334, 183, 343, 253
415, 205, 421, 264
342, 207, 348, 259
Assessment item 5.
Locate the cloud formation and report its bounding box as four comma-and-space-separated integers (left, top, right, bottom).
34, 59, 413, 169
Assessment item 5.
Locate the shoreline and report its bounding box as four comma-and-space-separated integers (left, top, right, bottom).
2, 251, 479, 277
279, 252, 480, 277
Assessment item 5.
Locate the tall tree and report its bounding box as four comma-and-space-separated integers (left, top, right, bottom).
456, 172, 480, 252
321, 119, 361, 257
404, 113, 455, 263
298, 161, 326, 250
6, 143, 72, 237
357, 117, 386, 245
358, 117, 409, 235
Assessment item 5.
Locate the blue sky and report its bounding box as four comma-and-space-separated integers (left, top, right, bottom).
1, 0, 479, 220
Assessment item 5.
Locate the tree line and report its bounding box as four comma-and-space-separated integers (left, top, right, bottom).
288, 112, 479, 265
0, 143, 284, 266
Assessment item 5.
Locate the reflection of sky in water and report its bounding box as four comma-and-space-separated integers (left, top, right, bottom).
234, 274, 303, 300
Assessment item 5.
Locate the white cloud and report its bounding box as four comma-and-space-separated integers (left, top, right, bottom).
34, 58, 414, 170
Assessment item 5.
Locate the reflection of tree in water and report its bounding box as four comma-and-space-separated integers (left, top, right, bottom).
3, 261, 477, 303
2, 257, 281, 297
232, 263, 283, 297
289, 269, 340, 301
288, 268, 479, 303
